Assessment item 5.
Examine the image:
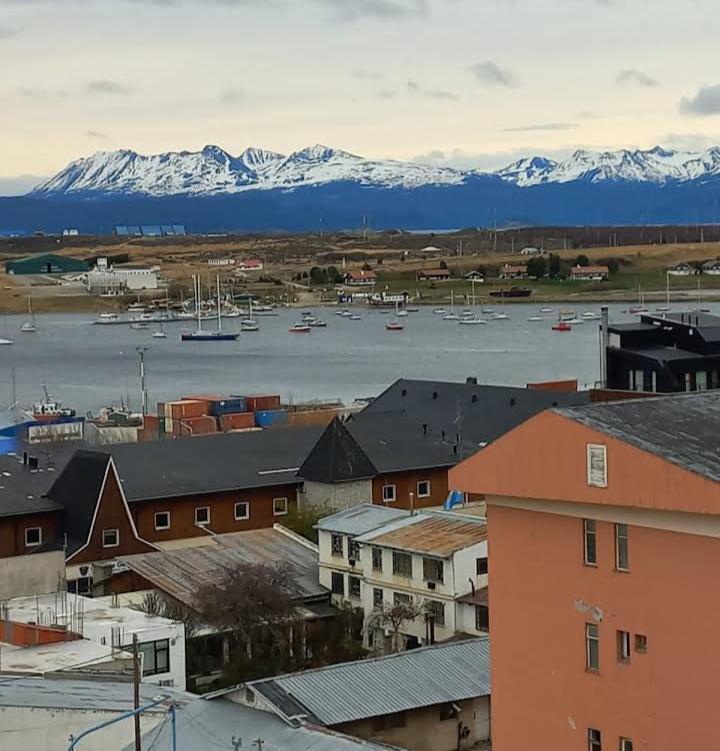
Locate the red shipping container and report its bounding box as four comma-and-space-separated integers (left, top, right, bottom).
174, 415, 217, 437
219, 412, 256, 431
245, 394, 281, 412
168, 399, 209, 419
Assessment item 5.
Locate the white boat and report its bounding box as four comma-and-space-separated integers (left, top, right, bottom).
131, 322, 150, 330
565, 318, 585, 325
527, 316, 544, 322
458, 317, 486, 325
397, 310, 408, 317
491, 313, 509, 321
443, 291, 460, 320
0, 337, 13, 345
433, 308, 447, 315
539, 307, 553, 313
481, 308, 494, 315
349, 314, 362, 321
152, 330, 167, 339
582, 312, 600, 320
241, 300, 260, 331
20, 297, 37, 333
310, 319, 327, 328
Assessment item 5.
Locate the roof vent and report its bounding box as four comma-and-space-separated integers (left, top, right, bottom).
471, 394, 478, 403
401, 388, 408, 397
432, 391, 439, 400
466, 377, 478, 385
509, 397, 516, 407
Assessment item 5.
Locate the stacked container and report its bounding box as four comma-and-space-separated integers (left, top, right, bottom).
218, 412, 257, 431
241, 394, 282, 412
254, 409, 289, 428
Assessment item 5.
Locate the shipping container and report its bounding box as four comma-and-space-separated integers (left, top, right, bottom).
218, 412, 256, 431
173, 415, 218, 437
209, 397, 248, 417
241, 394, 282, 412
254, 409, 289, 428
167, 399, 209, 420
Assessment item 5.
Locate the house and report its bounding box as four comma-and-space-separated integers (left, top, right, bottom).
606, 311, 720, 392
355, 511, 488, 649
702, 259, 720, 275
520, 246, 543, 256
498, 264, 527, 279
0, 675, 389, 751
449, 392, 720, 751
236, 259, 263, 271
667, 261, 696, 276
85, 260, 159, 292
231, 637, 491, 751
417, 268, 451, 281
2, 591, 185, 688
5, 253, 88, 275
345, 269, 377, 286
570, 265, 609, 281
463, 270, 485, 281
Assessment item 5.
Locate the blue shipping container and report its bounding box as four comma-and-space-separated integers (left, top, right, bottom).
209, 397, 248, 417
255, 409, 289, 428
0, 436, 18, 455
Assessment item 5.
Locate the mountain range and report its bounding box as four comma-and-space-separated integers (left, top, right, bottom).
5, 144, 720, 233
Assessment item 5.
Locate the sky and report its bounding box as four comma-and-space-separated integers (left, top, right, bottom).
1, 0, 720, 194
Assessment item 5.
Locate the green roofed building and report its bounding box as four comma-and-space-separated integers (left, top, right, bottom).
5, 253, 88, 275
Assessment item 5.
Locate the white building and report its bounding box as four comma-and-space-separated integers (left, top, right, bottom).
3, 592, 186, 690
85, 259, 159, 293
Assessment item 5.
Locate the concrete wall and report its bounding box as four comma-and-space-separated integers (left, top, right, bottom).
336, 697, 490, 751
84, 423, 139, 446
302, 480, 373, 510
0, 551, 65, 598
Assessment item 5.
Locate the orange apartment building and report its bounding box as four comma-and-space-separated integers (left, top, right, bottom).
450, 392, 720, 751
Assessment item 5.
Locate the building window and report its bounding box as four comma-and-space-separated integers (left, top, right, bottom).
154, 511, 170, 531
587, 444, 608, 488
331, 534, 344, 557
588, 728, 602, 751
426, 600, 445, 627
348, 539, 360, 560
382, 484, 396, 503
348, 575, 361, 600
392, 551, 413, 578
697, 371, 708, 391
373, 587, 384, 609
619, 738, 633, 751
617, 630, 631, 662
583, 519, 597, 565
273, 497, 288, 516
124, 639, 170, 677
393, 592, 412, 607
422, 557, 444, 584
331, 572, 344, 596
439, 703, 459, 721
586, 623, 600, 671
195, 507, 210, 525
372, 547, 383, 572
234, 501, 249, 520
417, 480, 431, 498
102, 528, 119, 548
68, 576, 92, 595
24, 527, 42, 547
634, 634, 647, 653
475, 605, 489, 632
615, 524, 629, 571
476, 557, 488, 576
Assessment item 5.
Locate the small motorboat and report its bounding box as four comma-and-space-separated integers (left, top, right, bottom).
386, 321, 404, 331
565, 318, 585, 325
433, 308, 447, 315
289, 323, 312, 333
552, 322, 572, 332
397, 310, 408, 317
491, 313, 509, 321
458, 317, 486, 326
539, 307, 553, 313
443, 313, 460, 321
131, 322, 150, 330
0, 337, 13, 345
310, 319, 327, 327
241, 320, 259, 331
152, 330, 167, 339
349, 315, 362, 321
656, 305, 671, 312
340, 310, 352, 317
406, 307, 419, 313
582, 311, 600, 320
527, 316, 543, 322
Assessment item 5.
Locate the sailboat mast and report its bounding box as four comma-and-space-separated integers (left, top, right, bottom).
666, 272, 670, 306
216, 275, 222, 332
196, 275, 203, 332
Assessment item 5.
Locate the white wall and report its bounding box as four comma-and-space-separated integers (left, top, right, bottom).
0, 552, 65, 599
302, 480, 373, 510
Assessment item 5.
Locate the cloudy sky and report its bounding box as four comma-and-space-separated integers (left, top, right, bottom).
1, 0, 719, 193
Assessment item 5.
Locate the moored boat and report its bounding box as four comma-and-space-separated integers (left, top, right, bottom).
289, 323, 312, 333
386, 321, 404, 331
552, 321, 572, 332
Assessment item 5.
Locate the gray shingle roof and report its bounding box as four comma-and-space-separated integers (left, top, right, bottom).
0, 452, 66, 518
248, 637, 491, 726
315, 504, 410, 536
555, 392, 720, 483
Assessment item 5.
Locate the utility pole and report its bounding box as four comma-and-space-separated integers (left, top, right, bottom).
133, 634, 141, 751
136, 347, 148, 416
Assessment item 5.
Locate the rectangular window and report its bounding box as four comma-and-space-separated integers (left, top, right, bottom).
331, 572, 344, 596
617, 630, 631, 662
331, 534, 344, 557
124, 639, 170, 677
632, 369, 644, 392
348, 575, 361, 599
102, 528, 119, 548
372, 546, 383, 572
194, 507, 210, 525
234, 501, 250, 520
439, 703, 458, 722
422, 557, 444, 584
697, 371, 708, 391
619, 739, 633, 751
154, 511, 170, 531
273, 497, 288, 516
475, 605, 489, 632
634, 634, 647, 653
382, 484, 396, 503
393, 592, 411, 607
584, 519, 597, 565
373, 587, 384, 609
587, 444, 608, 488
586, 623, 600, 671
615, 524, 629, 571
348, 539, 360, 560
392, 551, 413, 578
24, 527, 42, 547
588, 728, 602, 751
476, 557, 488, 576
426, 600, 445, 626
417, 480, 431, 498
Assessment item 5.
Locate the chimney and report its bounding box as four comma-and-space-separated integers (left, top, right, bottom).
600, 305, 609, 388
466, 377, 478, 385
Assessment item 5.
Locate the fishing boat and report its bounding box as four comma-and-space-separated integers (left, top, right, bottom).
20, 297, 37, 333
289, 322, 312, 333
182, 275, 239, 341
552, 321, 572, 332
32, 387, 76, 421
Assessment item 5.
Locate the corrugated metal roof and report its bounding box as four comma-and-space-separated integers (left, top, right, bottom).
316, 504, 410, 536
248, 637, 491, 726
356, 511, 487, 557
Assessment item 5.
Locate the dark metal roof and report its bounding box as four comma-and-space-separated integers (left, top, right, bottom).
555, 392, 720, 483
298, 419, 377, 483
614, 346, 705, 362
608, 322, 658, 334
0, 453, 64, 518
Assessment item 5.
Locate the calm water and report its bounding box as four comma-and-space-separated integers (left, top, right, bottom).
0, 303, 706, 414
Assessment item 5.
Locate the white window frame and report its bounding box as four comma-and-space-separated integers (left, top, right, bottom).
619, 738, 633, 751
154, 511, 171, 531
417, 480, 431, 498
585, 623, 600, 671
24, 526, 42, 548
588, 728, 602, 751
273, 497, 288, 516
102, 528, 120, 548
586, 444, 608, 488
617, 630, 631, 662
382, 484, 396, 503
234, 501, 250, 521
194, 506, 210, 525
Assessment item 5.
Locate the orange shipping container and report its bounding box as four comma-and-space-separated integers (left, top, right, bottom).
244, 394, 281, 411
168, 399, 209, 419
219, 412, 256, 431
173, 415, 218, 436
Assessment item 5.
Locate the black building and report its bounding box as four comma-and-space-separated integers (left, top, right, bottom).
607, 312, 720, 393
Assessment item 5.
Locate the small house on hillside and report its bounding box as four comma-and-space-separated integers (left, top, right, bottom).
463, 270, 485, 281
702, 260, 720, 276
570, 265, 609, 281
498, 264, 528, 280
417, 268, 451, 281
345, 269, 377, 286
667, 262, 696, 276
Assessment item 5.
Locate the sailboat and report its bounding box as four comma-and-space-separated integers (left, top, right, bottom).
459, 280, 486, 325
697, 279, 710, 312
182, 275, 239, 341
443, 290, 460, 320
20, 297, 37, 333
656, 272, 671, 312
241, 299, 259, 331
386, 299, 405, 331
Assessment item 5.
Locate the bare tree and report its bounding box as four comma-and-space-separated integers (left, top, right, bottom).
139, 591, 202, 639
368, 599, 425, 654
